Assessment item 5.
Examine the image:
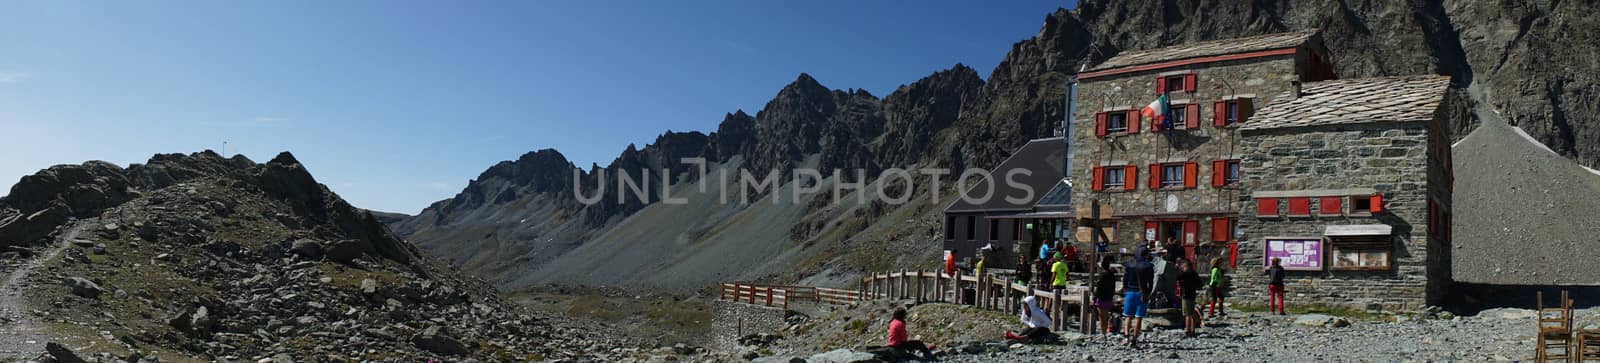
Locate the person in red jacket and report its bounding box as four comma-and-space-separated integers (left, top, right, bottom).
886, 308, 934, 360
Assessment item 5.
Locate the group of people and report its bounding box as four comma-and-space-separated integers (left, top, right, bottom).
908, 238, 1294, 357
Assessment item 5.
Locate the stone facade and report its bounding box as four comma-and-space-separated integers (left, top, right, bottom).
1235, 115, 1454, 310
1069, 50, 1326, 265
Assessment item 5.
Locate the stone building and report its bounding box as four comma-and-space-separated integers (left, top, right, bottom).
1235, 75, 1457, 309
1068, 30, 1335, 266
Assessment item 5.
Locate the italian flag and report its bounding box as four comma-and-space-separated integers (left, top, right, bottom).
1141, 94, 1170, 123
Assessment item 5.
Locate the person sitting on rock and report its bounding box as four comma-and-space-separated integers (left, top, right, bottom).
1005, 296, 1053, 343
886, 307, 935, 361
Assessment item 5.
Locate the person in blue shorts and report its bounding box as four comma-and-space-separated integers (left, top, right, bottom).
1121, 247, 1155, 348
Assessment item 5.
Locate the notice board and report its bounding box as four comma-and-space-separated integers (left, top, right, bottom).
1264, 238, 1323, 271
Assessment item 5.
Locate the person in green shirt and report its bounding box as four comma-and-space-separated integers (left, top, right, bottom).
1206, 256, 1230, 318
1051, 255, 1069, 290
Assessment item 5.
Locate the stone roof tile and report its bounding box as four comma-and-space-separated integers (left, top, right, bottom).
1088, 30, 1319, 71
1242, 75, 1452, 131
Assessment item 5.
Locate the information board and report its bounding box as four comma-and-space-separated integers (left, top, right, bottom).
1264, 238, 1324, 271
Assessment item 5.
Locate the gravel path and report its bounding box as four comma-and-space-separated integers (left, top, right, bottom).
940, 309, 1561, 362
0, 220, 90, 360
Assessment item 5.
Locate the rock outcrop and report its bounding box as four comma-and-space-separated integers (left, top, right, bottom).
0, 151, 669, 361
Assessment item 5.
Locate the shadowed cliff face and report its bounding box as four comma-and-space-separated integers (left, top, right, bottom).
394, 0, 1600, 290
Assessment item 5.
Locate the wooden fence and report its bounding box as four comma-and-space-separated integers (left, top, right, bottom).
720, 268, 1096, 333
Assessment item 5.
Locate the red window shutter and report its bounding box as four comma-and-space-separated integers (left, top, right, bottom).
1183, 161, 1198, 189
1091, 166, 1104, 192
1211, 160, 1226, 187
1185, 104, 1200, 129
1371, 194, 1384, 213
1126, 110, 1142, 134
1124, 165, 1138, 192
1211, 218, 1230, 242
1148, 164, 1161, 190
1319, 196, 1343, 216
1183, 73, 1197, 93
1288, 197, 1311, 216
1257, 198, 1279, 217
1213, 101, 1226, 127
1095, 112, 1107, 137
1239, 98, 1254, 123
1155, 76, 1166, 95
1182, 220, 1199, 245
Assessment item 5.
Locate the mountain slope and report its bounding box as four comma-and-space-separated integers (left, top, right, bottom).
394, 0, 1600, 292
0, 151, 664, 361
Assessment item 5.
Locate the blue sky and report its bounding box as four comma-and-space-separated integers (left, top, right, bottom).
0, 1, 1074, 214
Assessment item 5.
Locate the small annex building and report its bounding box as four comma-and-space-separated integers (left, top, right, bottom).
941, 137, 1072, 270
1235, 75, 1458, 309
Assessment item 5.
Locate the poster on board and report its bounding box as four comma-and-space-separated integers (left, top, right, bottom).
1264, 238, 1323, 271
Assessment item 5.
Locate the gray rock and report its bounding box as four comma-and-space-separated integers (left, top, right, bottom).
64, 277, 103, 299
1294, 314, 1350, 328
808, 348, 881, 363
360, 278, 378, 295
751, 357, 806, 363
289, 239, 322, 259
169, 305, 217, 338
411, 326, 471, 355
46, 342, 86, 363
323, 239, 364, 263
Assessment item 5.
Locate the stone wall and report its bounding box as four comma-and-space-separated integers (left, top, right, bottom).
1069, 55, 1302, 249
1235, 122, 1447, 310
710, 300, 791, 352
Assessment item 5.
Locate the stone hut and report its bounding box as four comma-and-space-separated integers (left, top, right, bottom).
1069, 30, 1335, 268
1235, 75, 1457, 309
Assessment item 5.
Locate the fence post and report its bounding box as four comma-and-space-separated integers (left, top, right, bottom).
915, 270, 925, 302
1053, 288, 1064, 332
1080, 289, 1091, 334
765, 287, 773, 307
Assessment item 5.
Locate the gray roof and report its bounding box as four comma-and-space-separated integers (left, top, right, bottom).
1088, 30, 1318, 72
944, 138, 1067, 214
1242, 76, 1452, 131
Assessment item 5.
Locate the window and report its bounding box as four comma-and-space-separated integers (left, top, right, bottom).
1213, 98, 1253, 127
1164, 75, 1186, 94
965, 216, 975, 240
945, 216, 955, 240
1103, 167, 1126, 190
1170, 104, 1188, 128
1161, 164, 1185, 188
988, 219, 1000, 241
1213, 159, 1241, 187
1106, 112, 1128, 133
1349, 195, 1382, 215
1225, 100, 1239, 125
1226, 161, 1241, 184
1329, 235, 1392, 271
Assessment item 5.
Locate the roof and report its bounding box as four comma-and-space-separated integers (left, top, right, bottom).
1086, 30, 1318, 73
944, 138, 1067, 214
1242, 76, 1452, 131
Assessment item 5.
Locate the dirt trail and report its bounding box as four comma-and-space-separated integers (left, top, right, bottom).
0, 219, 92, 359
